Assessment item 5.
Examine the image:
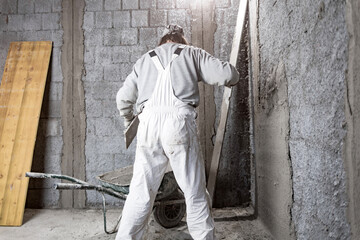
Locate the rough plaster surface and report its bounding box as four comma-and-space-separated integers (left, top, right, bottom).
345, 0, 360, 238
0, 0, 63, 208
258, 0, 351, 239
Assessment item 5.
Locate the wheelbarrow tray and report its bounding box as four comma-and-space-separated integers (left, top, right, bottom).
96, 166, 180, 201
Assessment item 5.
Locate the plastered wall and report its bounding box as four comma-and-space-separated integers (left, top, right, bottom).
252, 0, 352, 239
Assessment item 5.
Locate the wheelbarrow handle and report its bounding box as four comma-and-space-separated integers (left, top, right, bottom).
26, 172, 88, 185
55, 183, 127, 200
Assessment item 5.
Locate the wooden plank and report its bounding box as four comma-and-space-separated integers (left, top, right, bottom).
207, 0, 249, 204
0, 41, 52, 226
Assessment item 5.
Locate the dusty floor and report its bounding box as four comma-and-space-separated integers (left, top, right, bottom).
0, 208, 273, 240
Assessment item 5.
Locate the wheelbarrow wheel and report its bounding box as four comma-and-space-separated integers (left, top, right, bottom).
153, 190, 186, 228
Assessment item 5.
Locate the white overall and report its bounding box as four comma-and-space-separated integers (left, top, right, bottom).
116, 47, 215, 240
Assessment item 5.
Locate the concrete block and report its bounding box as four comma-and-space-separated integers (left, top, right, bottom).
85, 117, 96, 137
139, 28, 157, 48
50, 47, 63, 82
95, 117, 121, 136
24, 14, 42, 31
132, 10, 148, 27
48, 82, 62, 101
130, 45, 147, 62
104, 29, 121, 46
18, 30, 49, 42
158, 0, 175, 9
103, 99, 120, 118
84, 29, 103, 46
84, 47, 95, 64
51, 30, 64, 47
176, 0, 190, 8
18, 0, 34, 14
85, 98, 103, 117
104, 0, 121, 10
86, 153, 114, 172
122, 0, 138, 10
120, 28, 138, 45
43, 136, 63, 155
96, 136, 123, 154
215, 0, 230, 8
85, 189, 100, 205
140, 0, 156, 9
52, 0, 62, 12
35, 0, 52, 13
95, 46, 112, 66
41, 100, 62, 118
92, 81, 121, 100
120, 63, 133, 80
83, 12, 94, 31
168, 9, 190, 27
114, 11, 130, 28
0, 0, 17, 14
112, 46, 131, 63
150, 10, 167, 27
43, 153, 62, 173
84, 64, 104, 82
183, 27, 191, 42
0, 15, 7, 31
104, 64, 121, 82
41, 118, 60, 137
85, 0, 103, 11
26, 189, 60, 208
114, 152, 135, 169
8, 15, 24, 31
42, 13, 60, 30
85, 131, 98, 157
95, 11, 112, 29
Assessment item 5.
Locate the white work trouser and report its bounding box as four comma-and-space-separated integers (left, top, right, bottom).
116, 51, 215, 240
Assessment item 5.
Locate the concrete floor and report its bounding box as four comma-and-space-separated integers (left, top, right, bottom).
0, 208, 273, 240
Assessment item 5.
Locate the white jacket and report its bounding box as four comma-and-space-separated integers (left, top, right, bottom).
116, 42, 240, 121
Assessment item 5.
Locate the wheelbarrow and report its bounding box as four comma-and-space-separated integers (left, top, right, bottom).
26, 165, 186, 234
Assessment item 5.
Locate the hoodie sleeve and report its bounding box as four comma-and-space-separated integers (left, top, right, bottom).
116, 65, 138, 123
195, 48, 239, 87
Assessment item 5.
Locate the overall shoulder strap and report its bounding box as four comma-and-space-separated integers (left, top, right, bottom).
149, 50, 164, 71
171, 46, 185, 60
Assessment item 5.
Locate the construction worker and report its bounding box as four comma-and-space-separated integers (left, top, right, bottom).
116, 25, 239, 240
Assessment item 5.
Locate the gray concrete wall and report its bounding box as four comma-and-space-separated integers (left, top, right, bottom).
345, 0, 360, 238
0, 0, 63, 208
253, 0, 352, 239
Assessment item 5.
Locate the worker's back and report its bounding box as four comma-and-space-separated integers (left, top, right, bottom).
117, 42, 239, 116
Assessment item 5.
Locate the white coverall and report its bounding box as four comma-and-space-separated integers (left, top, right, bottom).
116, 47, 215, 240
